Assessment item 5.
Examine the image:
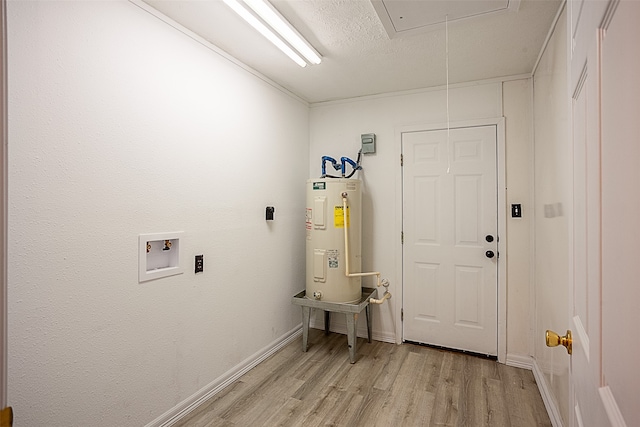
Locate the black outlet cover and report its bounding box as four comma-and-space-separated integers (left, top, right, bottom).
266, 206, 275, 221
195, 255, 204, 273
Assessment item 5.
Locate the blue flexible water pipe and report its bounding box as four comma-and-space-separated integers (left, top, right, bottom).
321, 156, 339, 178
340, 157, 360, 177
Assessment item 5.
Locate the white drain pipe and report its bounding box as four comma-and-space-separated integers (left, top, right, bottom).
370, 291, 391, 304
341, 192, 391, 305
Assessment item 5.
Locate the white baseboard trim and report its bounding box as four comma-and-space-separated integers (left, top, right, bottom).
145, 325, 303, 427
531, 358, 564, 427
308, 317, 396, 344
505, 354, 533, 370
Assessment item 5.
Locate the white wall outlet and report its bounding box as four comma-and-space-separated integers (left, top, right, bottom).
138, 232, 184, 282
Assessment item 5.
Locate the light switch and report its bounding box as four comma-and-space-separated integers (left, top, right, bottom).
511, 204, 522, 218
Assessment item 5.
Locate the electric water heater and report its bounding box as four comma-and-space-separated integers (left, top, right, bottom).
305, 178, 362, 303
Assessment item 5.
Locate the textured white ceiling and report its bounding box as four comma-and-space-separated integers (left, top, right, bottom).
373, 0, 516, 34
143, 0, 562, 103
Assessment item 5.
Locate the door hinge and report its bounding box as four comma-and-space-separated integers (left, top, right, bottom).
401, 231, 404, 244
400, 154, 403, 167
401, 308, 404, 321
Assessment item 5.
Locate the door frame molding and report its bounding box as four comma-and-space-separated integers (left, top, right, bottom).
1, 0, 7, 408
394, 117, 507, 363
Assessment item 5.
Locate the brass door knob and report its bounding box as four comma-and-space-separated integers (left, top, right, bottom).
545, 329, 572, 355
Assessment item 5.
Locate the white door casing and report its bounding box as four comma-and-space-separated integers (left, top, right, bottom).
599, 1, 640, 425
402, 125, 498, 356
0, 0, 7, 409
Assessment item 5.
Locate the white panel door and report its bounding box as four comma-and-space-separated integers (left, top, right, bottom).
569, 30, 608, 426
402, 126, 498, 355
567, 0, 639, 425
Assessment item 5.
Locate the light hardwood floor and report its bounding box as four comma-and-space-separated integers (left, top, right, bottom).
175, 329, 551, 426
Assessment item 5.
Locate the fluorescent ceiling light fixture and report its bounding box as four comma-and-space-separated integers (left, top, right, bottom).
223, 0, 322, 67
244, 0, 322, 65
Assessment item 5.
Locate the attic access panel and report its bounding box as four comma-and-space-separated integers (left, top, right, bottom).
372, 0, 521, 38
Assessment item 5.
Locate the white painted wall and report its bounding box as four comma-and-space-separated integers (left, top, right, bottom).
532, 8, 570, 425
503, 79, 534, 362
309, 80, 533, 359
7, 1, 308, 425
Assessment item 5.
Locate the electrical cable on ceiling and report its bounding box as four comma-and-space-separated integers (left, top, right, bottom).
445, 14, 451, 174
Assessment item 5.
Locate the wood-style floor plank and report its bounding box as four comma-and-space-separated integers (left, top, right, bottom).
430, 351, 463, 426
498, 363, 553, 427
175, 329, 551, 427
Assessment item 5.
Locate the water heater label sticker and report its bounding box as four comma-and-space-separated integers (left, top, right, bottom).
327, 249, 339, 268
306, 208, 312, 240
305, 208, 312, 229
313, 182, 326, 190
334, 206, 350, 228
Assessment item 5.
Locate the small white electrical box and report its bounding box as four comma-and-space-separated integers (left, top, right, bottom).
138, 231, 184, 282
